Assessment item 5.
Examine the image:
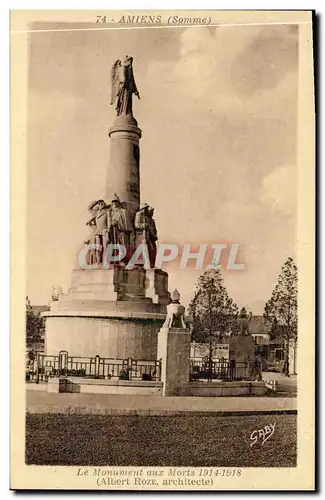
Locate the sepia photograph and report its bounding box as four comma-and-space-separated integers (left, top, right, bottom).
10, 9, 315, 491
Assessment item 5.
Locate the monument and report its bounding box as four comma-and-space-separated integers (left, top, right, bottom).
229, 307, 256, 379
43, 56, 170, 360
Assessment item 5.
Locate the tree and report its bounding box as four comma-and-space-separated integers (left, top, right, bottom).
189, 270, 238, 380
263, 257, 298, 377
26, 296, 45, 348
189, 269, 239, 342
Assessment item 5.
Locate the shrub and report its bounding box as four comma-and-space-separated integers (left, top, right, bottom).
119, 369, 130, 380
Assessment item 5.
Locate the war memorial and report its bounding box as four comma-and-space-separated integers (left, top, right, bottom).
23, 50, 298, 473
15, 11, 311, 479
33, 56, 265, 398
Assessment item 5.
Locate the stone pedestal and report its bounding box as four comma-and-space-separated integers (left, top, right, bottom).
68, 266, 148, 302
157, 293, 191, 396
60, 266, 170, 306
229, 335, 255, 380
44, 266, 170, 360
157, 327, 191, 396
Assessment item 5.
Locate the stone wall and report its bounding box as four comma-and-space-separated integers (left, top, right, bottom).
189, 381, 267, 397
47, 377, 162, 395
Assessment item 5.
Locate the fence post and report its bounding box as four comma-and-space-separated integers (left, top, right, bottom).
128, 357, 133, 380
59, 350, 68, 377
36, 352, 41, 384
95, 355, 100, 379
156, 359, 162, 381
132, 358, 139, 380
229, 359, 236, 381
122, 358, 129, 380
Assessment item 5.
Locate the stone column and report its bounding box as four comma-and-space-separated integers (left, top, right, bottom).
157, 290, 191, 396
107, 114, 142, 220
229, 335, 255, 379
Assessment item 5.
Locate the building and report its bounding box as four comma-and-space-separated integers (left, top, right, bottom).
250, 316, 297, 375
250, 315, 271, 347
188, 314, 297, 375
190, 342, 230, 361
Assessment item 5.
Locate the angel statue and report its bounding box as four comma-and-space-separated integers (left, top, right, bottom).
110, 55, 140, 117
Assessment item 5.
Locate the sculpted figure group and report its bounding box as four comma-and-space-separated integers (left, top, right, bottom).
84, 194, 157, 268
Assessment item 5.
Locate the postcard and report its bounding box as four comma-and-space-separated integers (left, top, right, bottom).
11, 9, 315, 491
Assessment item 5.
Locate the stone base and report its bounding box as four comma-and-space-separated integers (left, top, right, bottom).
47, 377, 67, 393
189, 381, 267, 397
44, 266, 170, 359
57, 266, 170, 311
109, 113, 142, 136
52, 377, 163, 395
44, 314, 164, 359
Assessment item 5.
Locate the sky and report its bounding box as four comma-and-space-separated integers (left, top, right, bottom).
26, 22, 298, 312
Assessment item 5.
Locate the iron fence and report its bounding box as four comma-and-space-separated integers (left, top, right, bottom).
30, 351, 161, 383
190, 357, 248, 381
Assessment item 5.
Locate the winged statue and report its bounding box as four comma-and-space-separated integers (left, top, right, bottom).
110, 55, 140, 117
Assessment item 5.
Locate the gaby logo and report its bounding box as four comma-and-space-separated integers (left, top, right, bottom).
250, 422, 276, 447
78, 243, 245, 271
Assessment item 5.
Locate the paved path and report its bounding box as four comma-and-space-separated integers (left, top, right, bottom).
26, 389, 296, 416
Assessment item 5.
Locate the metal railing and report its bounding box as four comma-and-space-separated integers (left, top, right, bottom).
31, 351, 161, 383
190, 357, 248, 381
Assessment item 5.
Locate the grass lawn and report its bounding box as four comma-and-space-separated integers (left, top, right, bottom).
26, 413, 296, 467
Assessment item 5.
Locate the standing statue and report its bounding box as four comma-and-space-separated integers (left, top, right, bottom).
134, 203, 158, 267
85, 200, 100, 265
85, 217, 97, 265
110, 55, 140, 117
147, 206, 158, 268
108, 194, 133, 263
95, 199, 111, 263
134, 201, 150, 244
87, 199, 111, 265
